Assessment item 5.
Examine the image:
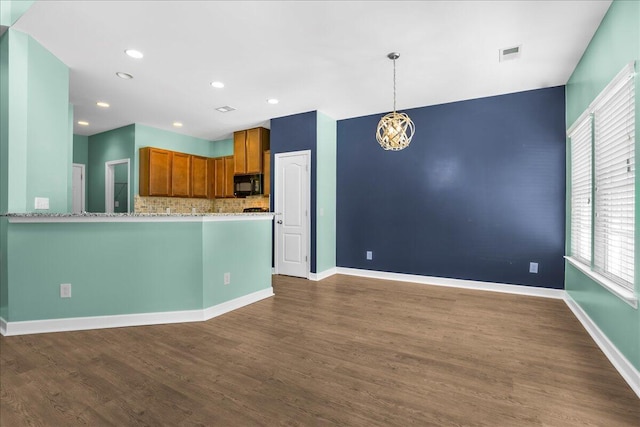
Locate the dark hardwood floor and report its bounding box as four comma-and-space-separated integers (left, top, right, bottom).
1, 274, 639, 426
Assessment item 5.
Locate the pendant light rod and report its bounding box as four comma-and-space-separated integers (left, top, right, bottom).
388, 52, 400, 113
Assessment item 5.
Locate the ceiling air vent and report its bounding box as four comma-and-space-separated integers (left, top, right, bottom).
216, 105, 236, 113
499, 45, 521, 62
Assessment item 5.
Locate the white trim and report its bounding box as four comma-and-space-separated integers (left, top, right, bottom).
564, 294, 640, 399
565, 256, 638, 308
7, 214, 274, 224
335, 267, 565, 299
203, 287, 274, 320
0, 287, 274, 336
309, 267, 337, 281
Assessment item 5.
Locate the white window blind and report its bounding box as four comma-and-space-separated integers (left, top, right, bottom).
593, 71, 635, 291
570, 117, 593, 264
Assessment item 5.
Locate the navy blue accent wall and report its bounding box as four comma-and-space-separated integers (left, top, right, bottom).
337, 86, 566, 288
270, 111, 318, 273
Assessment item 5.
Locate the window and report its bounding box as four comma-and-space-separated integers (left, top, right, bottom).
593, 71, 635, 291
567, 62, 636, 305
569, 116, 592, 264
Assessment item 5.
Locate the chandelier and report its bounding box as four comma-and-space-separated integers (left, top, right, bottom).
376, 52, 415, 151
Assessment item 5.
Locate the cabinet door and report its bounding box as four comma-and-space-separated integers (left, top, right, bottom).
207, 157, 216, 199
224, 156, 235, 197
234, 131, 247, 174
171, 152, 191, 197
191, 155, 208, 198
140, 147, 171, 196
214, 157, 225, 198
246, 128, 262, 174
263, 150, 271, 196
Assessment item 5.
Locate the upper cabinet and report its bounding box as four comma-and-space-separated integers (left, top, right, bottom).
171, 152, 191, 197
234, 127, 270, 175
191, 155, 208, 198
211, 155, 234, 198
140, 147, 172, 196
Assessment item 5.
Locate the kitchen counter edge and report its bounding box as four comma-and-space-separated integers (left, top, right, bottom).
2, 212, 274, 223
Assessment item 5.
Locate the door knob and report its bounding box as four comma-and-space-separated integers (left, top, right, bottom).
277, 220, 283, 224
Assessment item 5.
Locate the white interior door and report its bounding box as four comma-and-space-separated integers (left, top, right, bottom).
72, 163, 85, 213
275, 150, 310, 278
105, 159, 130, 213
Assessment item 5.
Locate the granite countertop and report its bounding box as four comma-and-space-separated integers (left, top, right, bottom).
2, 212, 272, 217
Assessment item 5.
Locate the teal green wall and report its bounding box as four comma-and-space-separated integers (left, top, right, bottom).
1, 32, 9, 214
202, 220, 272, 306
565, 0, 640, 370
88, 125, 135, 212
73, 134, 89, 165
315, 112, 337, 274
210, 138, 233, 157
0, 0, 34, 27
1, 29, 70, 214
4, 218, 272, 322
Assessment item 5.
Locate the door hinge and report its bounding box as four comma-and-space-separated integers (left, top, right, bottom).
305, 255, 308, 262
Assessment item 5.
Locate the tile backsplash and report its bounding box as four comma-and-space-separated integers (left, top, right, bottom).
134, 195, 215, 214
134, 195, 270, 214
213, 195, 270, 213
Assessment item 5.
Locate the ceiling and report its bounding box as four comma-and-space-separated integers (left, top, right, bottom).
13, 0, 612, 142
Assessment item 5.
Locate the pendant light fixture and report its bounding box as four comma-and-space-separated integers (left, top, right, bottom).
376, 52, 415, 151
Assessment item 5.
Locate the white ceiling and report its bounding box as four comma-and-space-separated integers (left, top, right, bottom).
13, 0, 611, 141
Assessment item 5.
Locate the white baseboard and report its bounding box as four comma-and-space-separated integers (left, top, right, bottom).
203, 288, 274, 320
564, 294, 640, 399
335, 267, 565, 299
309, 267, 337, 281
1, 287, 274, 337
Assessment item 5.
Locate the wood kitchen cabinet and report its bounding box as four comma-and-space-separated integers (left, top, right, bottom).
263, 150, 271, 196
140, 147, 172, 196
171, 152, 191, 197
234, 127, 270, 175
211, 156, 235, 198
190, 155, 208, 198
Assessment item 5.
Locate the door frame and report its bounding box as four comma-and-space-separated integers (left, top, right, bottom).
105, 158, 131, 213
72, 163, 85, 213
274, 150, 311, 278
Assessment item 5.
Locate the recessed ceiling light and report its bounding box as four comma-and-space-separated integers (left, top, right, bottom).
77, 121, 89, 126
125, 49, 144, 59
173, 122, 183, 128
210, 81, 224, 89
267, 98, 279, 105
116, 72, 133, 79
216, 106, 236, 113
96, 101, 110, 108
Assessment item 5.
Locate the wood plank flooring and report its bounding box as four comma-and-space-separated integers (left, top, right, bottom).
1, 274, 639, 426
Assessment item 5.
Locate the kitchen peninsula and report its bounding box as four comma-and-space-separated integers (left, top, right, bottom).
0, 212, 273, 336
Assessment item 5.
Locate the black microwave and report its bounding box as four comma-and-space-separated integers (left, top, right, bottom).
234, 174, 262, 198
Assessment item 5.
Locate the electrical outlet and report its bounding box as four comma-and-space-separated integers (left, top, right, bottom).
60, 283, 72, 298
529, 262, 539, 274
115, 201, 120, 207
224, 272, 231, 285
366, 251, 373, 260
35, 197, 49, 210
166, 207, 171, 214
192, 207, 196, 214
